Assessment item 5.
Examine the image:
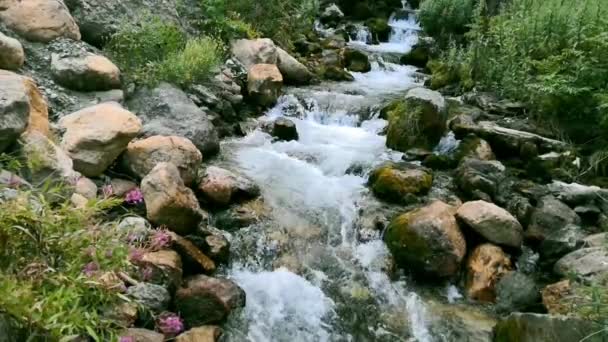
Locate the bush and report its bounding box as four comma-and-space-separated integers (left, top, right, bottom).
419, 0, 476, 42
155, 37, 223, 87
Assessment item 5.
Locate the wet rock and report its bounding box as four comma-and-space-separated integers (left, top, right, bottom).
321, 65, 354, 81
175, 275, 246, 327
456, 200, 523, 248
342, 48, 371, 73
465, 243, 512, 302
386, 87, 447, 152
422, 153, 457, 170
247, 63, 283, 107
126, 282, 171, 312
197, 166, 260, 207
58, 102, 142, 177
454, 135, 494, 162
120, 328, 164, 342
213, 198, 267, 231
541, 280, 572, 315
495, 271, 540, 312
505, 195, 534, 228
127, 83, 220, 156
169, 232, 216, 275
428, 301, 496, 342
554, 247, 608, 282
140, 250, 183, 290
538, 223, 585, 266
0, 31, 24, 70
320, 3, 344, 26
51, 53, 121, 91
455, 158, 505, 201
122, 135, 202, 186
277, 47, 313, 85
188, 229, 231, 264
75, 176, 97, 199
141, 163, 204, 235
366, 17, 390, 42
176, 326, 222, 342
399, 37, 435, 68
0, 0, 80, 42
369, 162, 433, 204
230, 38, 278, 69
272, 117, 299, 141
19, 132, 80, 184
493, 313, 604, 342
384, 200, 466, 278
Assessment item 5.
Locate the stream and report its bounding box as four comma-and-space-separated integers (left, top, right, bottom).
218, 4, 465, 342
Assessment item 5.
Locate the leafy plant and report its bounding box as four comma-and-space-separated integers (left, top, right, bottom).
419, 0, 477, 43
155, 37, 223, 87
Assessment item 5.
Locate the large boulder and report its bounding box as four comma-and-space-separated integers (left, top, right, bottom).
456, 200, 523, 248
127, 83, 220, 156
320, 3, 344, 26
197, 166, 260, 207
368, 162, 433, 204
453, 135, 495, 162
174, 275, 246, 328
126, 282, 171, 312
554, 247, 608, 282
58, 102, 142, 177
493, 313, 604, 342
400, 37, 434, 68
19, 132, 80, 184
0, 31, 24, 70
455, 158, 505, 201
231, 38, 278, 69
272, 117, 299, 141
384, 200, 466, 278
276, 47, 313, 85
247, 63, 283, 107
122, 136, 202, 186
0, 0, 81, 42
495, 271, 540, 312
141, 163, 204, 235
0, 72, 30, 152
465, 244, 512, 302
386, 87, 447, 152
1, 71, 50, 137
51, 53, 121, 91
342, 48, 371, 73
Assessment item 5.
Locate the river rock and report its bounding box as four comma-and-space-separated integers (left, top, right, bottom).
121, 328, 164, 342
0, 72, 30, 152
231, 38, 278, 69
277, 47, 313, 85
320, 3, 344, 26
384, 200, 466, 278
456, 158, 505, 201
369, 162, 433, 204
465, 244, 512, 302
174, 275, 246, 327
126, 282, 171, 312
4, 71, 50, 138
272, 117, 299, 141
213, 198, 267, 231
554, 247, 608, 282
110, 178, 138, 198
19, 132, 80, 184
541, 280, 572, 315
141, 163, 204, 235
343, 48, 371, 73
399, 37, 434, 68
386, 87, 447, 152
321, 65, 354, 81
0, 0, 81, 42
583, 233, 608, 247
197, 166, 260, 207
527, 196, 581, 241
127, 83, 220, 156
176, 326, 221, 342
366, 17, 391, 42
122, 135, 202, 186
547, 181, 608, 206
51, 53, 121, 91
118, 216, 152, 243
454, 135, 495, 162
247, 63, 283, 107
493, 313, 604, 342
140, 250, 183, 290
495, 271, 539, 312
58, 102, 142, 177
456, 200, 523, 248
0, 32, 24, 70
75, 176, 97, 199
169, 232, 216, 275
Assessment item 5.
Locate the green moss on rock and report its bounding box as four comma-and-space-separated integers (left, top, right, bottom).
369, 162, 433, 204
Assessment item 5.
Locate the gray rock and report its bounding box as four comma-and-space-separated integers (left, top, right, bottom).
127, 83, 220, 156
320, 4, 344, 26
583, 232, 608, 247
126, 282, 171, 312
0, 72, 30, 152
197, 166, 260, 207
456, 158, 506, 201
231, 38, 278, 69
272, 118, 299, 141
0, 31, 24, 70
547, 181, 608, 206
456, 200, 523, 248
554, 247, 608, 282
50, 53, 121, 91
120, 328, 164, 342
493, 312, 605, 342
526, 196, 581, 242
495, 272, 540, 312
19, 132, 80, 185
276, 47, 313, 85
118, 216, 152, 243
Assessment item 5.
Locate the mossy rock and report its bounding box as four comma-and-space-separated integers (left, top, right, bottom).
453, 135, 495, 162
366, 18, 391, 42
343, 48, 371, 73
320, 66, 354, 82
422, 154, 456, 170
368, 162, 433, 204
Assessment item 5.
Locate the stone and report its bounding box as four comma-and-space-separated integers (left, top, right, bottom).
0, 0, 81, 42
140, 250, 183, 290
141, 163, 204, 235
175, 275, 246, 327
197, 166, 260, 207
126, 282, 170, 312
547, 181, 608, 206
342, 48, 371, 73
0, 31, 24, 70
495, 271, 539, 312
386, 87, 447, 152
70, 193, 88, 208
583, 233, 608, 247
400, 38, 434, 68
366, 17, 391, 42
384, 200, 466, 278
247, 63, 283, 107
169, 232, 216, 274
320, 3, 344, 26
0, 71, 30, 151
213, 198, 267, 231
120, 328, 164, 342
277, 47, 313, 85
231, 38, 278, 69
493, 313, 604, 342
127, 83, 220, 156
176, 326, 222, 342
59, 102, 142, 177
541, 280, 573, 315
75, 176, 97, 199
322, 66, 354, 82
456, 158, 506, 201
456, 200, 523, 248
554, 247, 608, 282
465, 244, 512, 302
454, 135, 494, 162
110, 178, 138, 197
19, 132, 80, 184
272, 117, 299, 141
369, 162, 433, 204
118, 216, 152, 243
51, 53, 121, 91
122, 136, 202, 186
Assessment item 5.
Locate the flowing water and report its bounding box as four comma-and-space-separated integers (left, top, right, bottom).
220, 6, 440, 342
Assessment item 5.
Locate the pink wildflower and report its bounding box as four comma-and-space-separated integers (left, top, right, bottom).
150, 230, 172, 250
125, 188, 144, 205
119, 337, 135, 342
101, 184, 114, 198
157, 312, 184, 335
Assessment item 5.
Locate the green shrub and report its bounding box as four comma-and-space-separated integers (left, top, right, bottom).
0, 170, 130, 340
419, 0, 476, 42
155, 37, 223, 87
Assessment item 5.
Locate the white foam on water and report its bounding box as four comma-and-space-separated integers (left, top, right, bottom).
349, 13, 421, 54
446, 284, 464, 303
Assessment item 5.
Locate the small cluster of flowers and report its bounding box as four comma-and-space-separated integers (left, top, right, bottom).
156, 312, 184, 335
124, 188, 144, 205
150, 229, 173, 251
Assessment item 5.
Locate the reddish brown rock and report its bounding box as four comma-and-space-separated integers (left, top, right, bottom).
466, 243, 512, 302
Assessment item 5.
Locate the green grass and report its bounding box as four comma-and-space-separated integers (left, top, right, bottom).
419, 0, 476, 43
